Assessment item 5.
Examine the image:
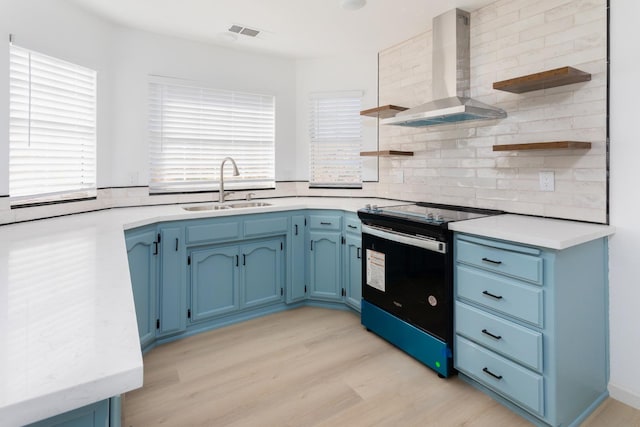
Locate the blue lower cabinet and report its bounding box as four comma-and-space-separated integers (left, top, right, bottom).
26, 397, 118, 427
343, 232, 362, 311
309, 230, 342, 301
190, 245, 240, 322
158, 225, 187, 337
125, 226, 157, 348
241, 238, 285, 309
288, 215, 307, 303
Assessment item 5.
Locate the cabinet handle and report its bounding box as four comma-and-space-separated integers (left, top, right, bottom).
175, 238, 179, 251
320, 222, 332, 225
295, 224, 298, 235
348, 224, 357, 229
482, 367, 503, 380
236, 255, 239, 267
357, 247, 361, 259
243, 254, 246, 266
311, 240, 313, 251
153, 241, 158, 255
482, 290, 503, 300
482, 257, 502, 265
481, 329, 502, 340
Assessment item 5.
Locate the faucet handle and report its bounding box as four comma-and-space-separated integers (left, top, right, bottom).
246, 192, 256, 201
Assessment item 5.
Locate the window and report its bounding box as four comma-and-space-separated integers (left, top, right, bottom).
9, 44, 97, 205
309, 91, 362, 188
148, 77, 276, 193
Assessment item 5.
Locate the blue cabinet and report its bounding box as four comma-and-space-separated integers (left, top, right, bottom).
288, 214, 307, 303
26, 397, 115, 427
158, 225, 187, 336
190, 244, 240, 322
125, 226, 157, 348
454, 233, 608, 427
343, 213, 362, 311
242, 238, 285, 308
308, 213, 343, 302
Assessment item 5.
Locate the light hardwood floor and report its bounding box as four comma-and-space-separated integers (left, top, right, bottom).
123, 307, 640, 427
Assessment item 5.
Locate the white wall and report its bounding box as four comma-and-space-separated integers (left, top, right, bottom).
296, 53, 379, 182
0, 0, 115, 192
609, 0, 640, 409
110, 27, 298, 186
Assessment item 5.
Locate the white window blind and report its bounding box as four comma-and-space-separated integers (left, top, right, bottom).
148, 78, 276, 193
9, 44, 97, 205
309, 91, 362, 188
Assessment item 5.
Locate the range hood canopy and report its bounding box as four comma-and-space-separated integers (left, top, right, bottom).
382, 9, 506, 127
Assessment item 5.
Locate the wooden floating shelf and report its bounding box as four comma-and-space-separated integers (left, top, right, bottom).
360, 150, 414, 157
492, 141, 592, 151
493, 66, 591, 94
360, 105, 408, 119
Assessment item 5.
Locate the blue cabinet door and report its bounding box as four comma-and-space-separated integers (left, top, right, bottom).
309, 230, 342, 301
241, 238, 284, 309
344, 233, 362, 311
125, 227, 157, 348
158, 225, 187, 336
190, 245, 239, 322
26, 399, 110, 427
288, 215, 307, 303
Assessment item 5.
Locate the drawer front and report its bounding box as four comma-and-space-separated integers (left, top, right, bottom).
457, 239, 543, 285
456, 265, 543, 327
186, 221, 240, 245
309, 215, 341, 231
344, 216, 361, 234
455, 302, 543, 372
244, 216, 288, 238
455, 336, 544, 417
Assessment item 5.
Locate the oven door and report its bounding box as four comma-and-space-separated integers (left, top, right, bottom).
361, 224, 451, 342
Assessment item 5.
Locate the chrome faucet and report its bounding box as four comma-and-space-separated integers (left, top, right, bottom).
219, 157, 240, 203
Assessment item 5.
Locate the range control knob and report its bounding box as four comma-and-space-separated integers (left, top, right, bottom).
365, 204, 371, 210
426, 212, 434, 220
435, 214, 444, 222
372, 204, 379, 212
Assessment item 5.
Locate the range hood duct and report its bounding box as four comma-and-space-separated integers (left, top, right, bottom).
381, 9, 506, 127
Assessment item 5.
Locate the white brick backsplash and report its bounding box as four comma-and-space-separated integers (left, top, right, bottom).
372, 0, 606, 222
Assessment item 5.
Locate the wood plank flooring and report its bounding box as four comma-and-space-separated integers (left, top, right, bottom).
123, 307, 640, 427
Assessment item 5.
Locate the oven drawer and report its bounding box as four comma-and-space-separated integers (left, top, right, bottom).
455, 302, 543, 372
455, 336, 544, 417
456, 265, 543, 327
457, 238, 543, 285
309, 214, 341, 231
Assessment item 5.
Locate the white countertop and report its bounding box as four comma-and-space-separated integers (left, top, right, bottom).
0, 197, 397, 426
0, 197, 615, 425
448, 213, 615, 250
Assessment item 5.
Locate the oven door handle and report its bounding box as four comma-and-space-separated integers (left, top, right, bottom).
361, 224, 446, 254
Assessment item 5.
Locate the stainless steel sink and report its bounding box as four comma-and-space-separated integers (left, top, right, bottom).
182, 204, 231, 211
228, 202, 272, 208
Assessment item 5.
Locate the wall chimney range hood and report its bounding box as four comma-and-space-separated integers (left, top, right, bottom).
382, 9, 506, 127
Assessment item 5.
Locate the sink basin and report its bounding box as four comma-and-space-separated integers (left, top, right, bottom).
182, 204, 231, 211
228, 202, 272, 208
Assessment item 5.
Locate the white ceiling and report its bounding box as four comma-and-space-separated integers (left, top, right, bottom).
68, 0, 495, 59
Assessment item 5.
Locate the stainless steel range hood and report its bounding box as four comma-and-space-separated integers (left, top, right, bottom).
381, 9, 506, 127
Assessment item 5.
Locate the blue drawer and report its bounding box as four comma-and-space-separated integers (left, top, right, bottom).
456, 265, 543, 327
455, 335, 544, 418
244, 216, 288, 237
457, 238, 543, 285
186, 220, 240, 244
344, 215, 361, 234
309, 215, 341, 231
455, 301, 543, 372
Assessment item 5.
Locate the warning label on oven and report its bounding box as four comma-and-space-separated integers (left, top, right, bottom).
366, 249, 385, 292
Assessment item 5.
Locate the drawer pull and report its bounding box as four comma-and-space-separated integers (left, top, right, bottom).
482, 290, 503, 300
482, 367, 503, 380
348, 224, 358, 229
320, 221, 332, 225
482, 329, 502, 340
482, 257, 502, 265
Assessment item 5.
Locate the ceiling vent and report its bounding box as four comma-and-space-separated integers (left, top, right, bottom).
228, 24, 260, 38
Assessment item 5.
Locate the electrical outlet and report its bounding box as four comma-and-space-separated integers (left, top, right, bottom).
539, 171, 555, 192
